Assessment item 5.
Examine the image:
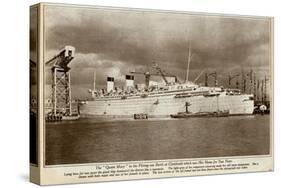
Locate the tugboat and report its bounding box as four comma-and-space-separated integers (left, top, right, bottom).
170, 110, 229, 118
170, 102, 229, 118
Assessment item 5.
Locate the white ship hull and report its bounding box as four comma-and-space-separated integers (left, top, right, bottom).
80, 92, 254, 118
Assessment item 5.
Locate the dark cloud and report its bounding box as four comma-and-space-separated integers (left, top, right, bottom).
30, 7, 38, 62
44, 6, 272, 99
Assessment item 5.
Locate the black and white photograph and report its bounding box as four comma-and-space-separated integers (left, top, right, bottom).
29, 2, 274, 185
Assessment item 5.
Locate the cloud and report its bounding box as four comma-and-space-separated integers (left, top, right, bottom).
30, 7, 38, 62
43, 5, 272, 98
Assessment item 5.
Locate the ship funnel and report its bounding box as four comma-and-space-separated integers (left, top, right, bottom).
107, 77, 114, 92
125, 75, 134, 89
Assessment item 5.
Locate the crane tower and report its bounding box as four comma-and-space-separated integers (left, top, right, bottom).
45, 46, 75, 116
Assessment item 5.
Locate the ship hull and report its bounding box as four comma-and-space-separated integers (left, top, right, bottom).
80, 93, 254, 118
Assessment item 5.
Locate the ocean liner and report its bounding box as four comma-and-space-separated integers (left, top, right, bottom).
80, 62, 254, 118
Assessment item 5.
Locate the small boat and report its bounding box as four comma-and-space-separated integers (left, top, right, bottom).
134, 113, 148, 119
62, 114, 80, 121
203, 93, 220, 97
121, 96, 127, 99
170, 110, 229, 118
174, 93, 192, 98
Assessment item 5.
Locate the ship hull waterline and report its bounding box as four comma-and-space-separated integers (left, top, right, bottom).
79, 93, 254, 119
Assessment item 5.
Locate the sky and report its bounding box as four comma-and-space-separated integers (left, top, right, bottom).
30, 7, 38, 98
32, 5, 272, 99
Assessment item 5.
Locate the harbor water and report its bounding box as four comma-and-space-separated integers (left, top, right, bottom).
46, 115, 270, 165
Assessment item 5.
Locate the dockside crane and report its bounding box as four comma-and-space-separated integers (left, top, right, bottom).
205, 72, 218, 87
241, 70, 246, 93
130, 63, 178, 88
228, 73, 240, 89
256, 75, 269, 105
45, 46, 75, 116
264, 76, 269, 102
153, 63, 169, 84
253, 73, 256, 99
246, 70, 253, 94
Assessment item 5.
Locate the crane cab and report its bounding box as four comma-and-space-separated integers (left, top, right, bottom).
61, 45, 75, 58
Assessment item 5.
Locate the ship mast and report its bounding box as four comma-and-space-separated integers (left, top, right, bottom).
185, 44, 192, 83
93, 69, 96, 91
